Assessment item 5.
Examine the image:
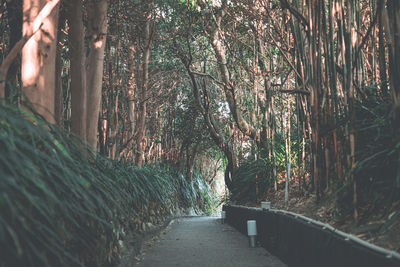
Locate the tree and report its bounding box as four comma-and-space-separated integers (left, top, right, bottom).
68, 0, 87, 140
85, 0, 108, 149
136, 0, 155, 167
21, 0, 60, 123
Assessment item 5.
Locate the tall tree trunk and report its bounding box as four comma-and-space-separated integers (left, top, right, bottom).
68, 0, 87, 139
344, 0, 357, 221
128, 45, 136, 135
378, 6, 388, 98
54, 5, 65, 126
385, 1, 400, 127
308, 0, 321, 201
285, 99, 291, 204
136, 1, 154, 167
22, 0, 60, 123
86, 0, 108, 149
385, 0, 400, 188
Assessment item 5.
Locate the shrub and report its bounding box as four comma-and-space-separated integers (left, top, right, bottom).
0, 105, 211, 266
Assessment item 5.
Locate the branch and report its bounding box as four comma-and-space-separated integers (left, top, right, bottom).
280, 89, 310, 95
0, 28, 41, 99
278, 77, 310, 95
265, 28, 303, 80
0, 0, 61, 99
279, 0, 310, 32
189, 69, 226, 87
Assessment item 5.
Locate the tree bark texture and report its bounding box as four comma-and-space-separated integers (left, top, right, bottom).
22, 0, 60, 123
128, 45, 136, 135
54, 4, 65, 126
68, 0, 87, 139
86, 0, 108, 149
136, 1, 154, 167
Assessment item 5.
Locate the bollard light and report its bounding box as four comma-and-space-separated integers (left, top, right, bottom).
221, 210, 226, 224
247, 220, 257, 248
261, 201, 271, 210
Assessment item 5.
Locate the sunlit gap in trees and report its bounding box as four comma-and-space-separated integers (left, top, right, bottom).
218, 101, 229, 118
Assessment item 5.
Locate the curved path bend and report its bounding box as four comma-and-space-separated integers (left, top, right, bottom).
133, 216, 285, 267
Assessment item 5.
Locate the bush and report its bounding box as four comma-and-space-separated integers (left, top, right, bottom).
0, 105, 211, 266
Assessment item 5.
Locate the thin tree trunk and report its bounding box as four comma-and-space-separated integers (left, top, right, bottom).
54, 6, 65, 127
379, 6, 388, 98
86, 0, 108, 149
128, 45, 136, 135
285, 99, 291, 204
68, 0, 87, 139
136, 2, 154, 167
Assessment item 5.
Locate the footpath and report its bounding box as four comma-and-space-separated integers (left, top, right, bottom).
130, 216, 285, 267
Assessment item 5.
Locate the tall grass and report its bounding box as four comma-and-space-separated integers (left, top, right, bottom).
0, 104, 211, 266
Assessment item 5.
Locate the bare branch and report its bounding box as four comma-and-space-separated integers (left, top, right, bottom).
189, 70, 226, 87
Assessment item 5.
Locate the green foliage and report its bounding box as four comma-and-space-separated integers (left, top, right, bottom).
192, 172, 217, 215
336, 92, 400, 217
0, 105, 211, 266
353, 99, 395, 184
273, 132, 300, 173
230, 158, 273, 202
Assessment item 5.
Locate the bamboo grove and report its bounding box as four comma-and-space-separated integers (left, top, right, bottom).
1, 0, 400, 222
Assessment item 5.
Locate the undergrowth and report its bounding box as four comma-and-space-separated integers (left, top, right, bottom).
228, 90, 400, 224
341, 93, 400, 222
0, 104, 213, 266
230, 158, 273, 202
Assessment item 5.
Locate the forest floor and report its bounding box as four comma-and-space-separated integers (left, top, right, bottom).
249, 180, 400, 253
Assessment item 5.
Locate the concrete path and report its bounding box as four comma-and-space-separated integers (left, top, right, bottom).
134, 216, 286, 267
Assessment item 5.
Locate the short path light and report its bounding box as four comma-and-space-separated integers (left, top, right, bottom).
247, 220, 257, 248
221, 210, 226, 224
261, 201, 271, 210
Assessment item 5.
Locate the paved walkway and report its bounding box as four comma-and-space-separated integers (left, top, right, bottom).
134, 216, 285, 267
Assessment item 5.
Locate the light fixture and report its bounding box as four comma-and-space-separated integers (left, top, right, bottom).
247, 220, 257, 247
261, 201, 271, 210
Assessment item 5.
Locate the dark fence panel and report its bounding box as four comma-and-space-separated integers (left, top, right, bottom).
223, 205, 400, 267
